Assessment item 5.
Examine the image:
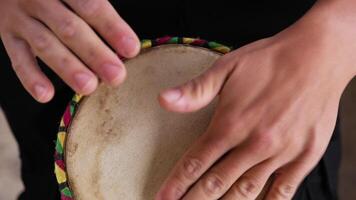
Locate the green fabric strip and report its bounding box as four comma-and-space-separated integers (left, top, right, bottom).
61, 187, 73, 197
56, 139, 63, 155
168, 37, 179, 44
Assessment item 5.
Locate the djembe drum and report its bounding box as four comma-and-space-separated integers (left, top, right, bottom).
54, 37, 267, 200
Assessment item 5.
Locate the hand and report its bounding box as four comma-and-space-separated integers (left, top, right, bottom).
0, 0, 140, 103
155, 2, 356, 200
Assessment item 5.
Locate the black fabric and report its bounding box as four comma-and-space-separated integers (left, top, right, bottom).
0, 0, 340, 199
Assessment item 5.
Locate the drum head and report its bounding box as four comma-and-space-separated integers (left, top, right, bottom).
64, 44, 222, 199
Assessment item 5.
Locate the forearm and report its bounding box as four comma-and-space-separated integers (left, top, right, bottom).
308, 0, 356, 77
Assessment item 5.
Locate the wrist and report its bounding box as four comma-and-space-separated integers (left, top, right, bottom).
269, 0, 356, 93
304, 0, 356, 77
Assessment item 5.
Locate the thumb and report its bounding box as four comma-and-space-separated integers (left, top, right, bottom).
158, 59, 234, 113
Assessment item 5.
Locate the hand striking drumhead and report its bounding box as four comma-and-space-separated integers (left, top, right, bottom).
65, 44, 221, 200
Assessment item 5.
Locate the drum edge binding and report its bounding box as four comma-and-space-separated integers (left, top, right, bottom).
54, 36, 232, 200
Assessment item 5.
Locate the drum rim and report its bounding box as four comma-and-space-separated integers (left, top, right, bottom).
54, 36, 232, 200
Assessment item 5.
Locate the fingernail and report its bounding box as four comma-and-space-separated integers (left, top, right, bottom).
102, 64, 124, 85
161, 88, 182, 103
120, 36, 139, 57
34, 84, 46, 100
74, 72, 93, 91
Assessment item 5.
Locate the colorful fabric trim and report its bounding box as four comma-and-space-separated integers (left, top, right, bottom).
54, 36, 232, 200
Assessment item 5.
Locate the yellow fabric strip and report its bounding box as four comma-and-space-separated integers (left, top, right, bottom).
60, 119, 65, 127
55, 163, 67, 184
183, 38, 195, 44
58, 132, 66, 147
73, 94, 82, 102
214, 46, 231, 54
141, 40, 152, 49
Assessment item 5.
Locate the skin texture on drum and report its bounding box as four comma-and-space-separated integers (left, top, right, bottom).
65, 45, 221, 200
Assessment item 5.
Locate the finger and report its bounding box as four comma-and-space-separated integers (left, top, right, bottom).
265, 157, 319, 200
180, 142, 271, 200
19, 18, 98, 95
221, 160, 276, 200
23, 0, 126, 85
154, 132, 233, 200
1, 33, 54, 103
159, 58, 235, 113
63, 0, 140, 57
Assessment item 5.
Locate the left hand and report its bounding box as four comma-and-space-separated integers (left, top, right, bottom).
155, 1, 356, 200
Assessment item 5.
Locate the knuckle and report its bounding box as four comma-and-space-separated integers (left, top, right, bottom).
233, 177, 260, 198
273, 184, 295, 199
32, 33, 51, 53
158, 181, 185, 200
256, 133, 274, 148
58, 17, 78, 39
201, 173, 225, 196
172, 185, 185, 199
84, 47, 100, 65
77, 0, 103, 18
181, 156, 203, 180
58, 56, 72, 70
252, 128, 280, 153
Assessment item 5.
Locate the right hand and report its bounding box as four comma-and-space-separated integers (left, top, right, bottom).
0, 0, 140, 103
